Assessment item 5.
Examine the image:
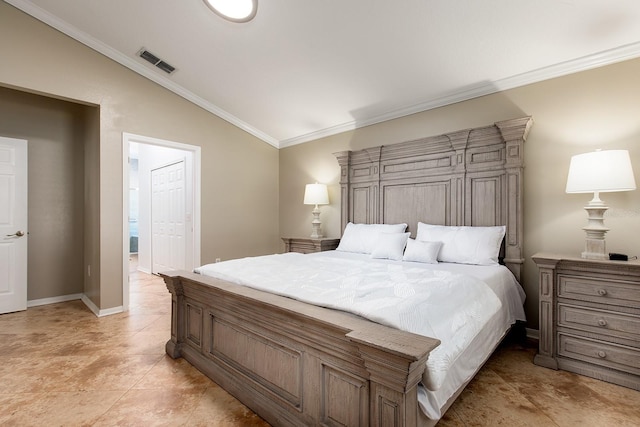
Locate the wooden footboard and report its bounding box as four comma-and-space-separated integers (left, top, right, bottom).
162, 271, 440, 427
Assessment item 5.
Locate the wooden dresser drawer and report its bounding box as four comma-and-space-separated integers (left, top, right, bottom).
534, 254, 640, 390
558, 275, 640, 308
558, 303, 640, 342
282, 238, 340, 254
558, 333, 640, 376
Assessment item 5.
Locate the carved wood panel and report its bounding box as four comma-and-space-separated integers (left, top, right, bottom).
321, 364, 368, 426
381, 181, 450, 236
211, 316, 303, 408
352, 186, 372, 225
467, 174, 502, 226
186, 302, 202, 349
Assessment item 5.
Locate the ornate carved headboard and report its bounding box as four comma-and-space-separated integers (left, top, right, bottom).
334, 116, 533, 282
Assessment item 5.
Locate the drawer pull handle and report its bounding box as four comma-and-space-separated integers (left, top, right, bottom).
597, 350, 607, 358
597, 319, 607, 327
597, 289, 608, 296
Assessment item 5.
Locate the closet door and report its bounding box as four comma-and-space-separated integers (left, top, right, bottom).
151, 160, 185, 274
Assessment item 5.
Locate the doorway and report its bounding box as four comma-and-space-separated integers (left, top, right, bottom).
122, 133, 201, 311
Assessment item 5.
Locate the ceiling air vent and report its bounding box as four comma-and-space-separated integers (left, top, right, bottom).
138, 48, 176, 74
156, 61, 176, 74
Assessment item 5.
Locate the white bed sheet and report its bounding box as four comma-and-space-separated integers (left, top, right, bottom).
195, 250, 526, 421
311, 251, 526, 420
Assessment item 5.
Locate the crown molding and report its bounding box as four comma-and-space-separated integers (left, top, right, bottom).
8, 0, 640, 150
279, 41, 640, 148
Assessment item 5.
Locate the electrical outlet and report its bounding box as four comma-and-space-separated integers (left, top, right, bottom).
215, 258, 221, 263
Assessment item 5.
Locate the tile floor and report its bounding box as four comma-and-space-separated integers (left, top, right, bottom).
0, 264, 638, 426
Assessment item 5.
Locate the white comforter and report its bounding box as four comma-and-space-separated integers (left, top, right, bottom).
195, 252, 503, 392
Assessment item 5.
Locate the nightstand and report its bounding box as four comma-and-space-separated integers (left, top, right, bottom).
532, 253, 640, 391
282, 237, 340, 254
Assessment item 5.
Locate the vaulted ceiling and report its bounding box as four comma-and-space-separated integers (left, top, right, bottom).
7, 0, 640, 148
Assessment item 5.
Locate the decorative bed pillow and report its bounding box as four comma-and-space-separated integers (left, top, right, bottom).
336, 222, 408, 254
402, 238, 442, 264
371, 232, 411, 261
416, 223, 505, 265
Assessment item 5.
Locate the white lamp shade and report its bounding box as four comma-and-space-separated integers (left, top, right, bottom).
303, 183, 329, 205
566, 150, 636, 194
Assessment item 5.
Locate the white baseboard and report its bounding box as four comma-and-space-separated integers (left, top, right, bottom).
81, 294, 100, 316
526, 327, 539, 341
137, 267, 152, 274
27, 293, 83, 307
98, 305, 124, 317
25, 293, 123, 318
80, 294, 123, 317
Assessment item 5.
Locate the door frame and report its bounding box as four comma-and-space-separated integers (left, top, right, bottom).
122, 132, 201, 311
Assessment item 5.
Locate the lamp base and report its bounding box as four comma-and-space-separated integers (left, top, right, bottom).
580, 203, 609, 260
581, 239, 607, 260
310, 205, 323, 239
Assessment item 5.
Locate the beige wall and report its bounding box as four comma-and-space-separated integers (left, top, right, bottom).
3, 1, 640, 329
0, 86, 88, 301
0, 3, 280, 310
82, 103, 101, 306
280, 58, 640, 329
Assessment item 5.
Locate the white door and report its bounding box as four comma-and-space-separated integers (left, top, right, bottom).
0, 137, 28, 314
151, 160, 185, 273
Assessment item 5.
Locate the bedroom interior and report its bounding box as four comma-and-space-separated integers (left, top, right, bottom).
1, 0, 640, 425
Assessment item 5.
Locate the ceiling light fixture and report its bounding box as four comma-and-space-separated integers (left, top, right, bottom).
204, 0, 257, 23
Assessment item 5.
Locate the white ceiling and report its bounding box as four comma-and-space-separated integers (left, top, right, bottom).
7, 0, 640, 148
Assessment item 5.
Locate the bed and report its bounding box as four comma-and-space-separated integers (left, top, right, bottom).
161, 116, 533, 426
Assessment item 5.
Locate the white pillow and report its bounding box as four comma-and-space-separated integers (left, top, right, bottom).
336, 222, 408, 254
402, 238, 442, 264
416, 223, 505, 265
371, 232, 411, 261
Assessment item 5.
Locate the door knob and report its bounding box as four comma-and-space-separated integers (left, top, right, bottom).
6, 231, 25, 237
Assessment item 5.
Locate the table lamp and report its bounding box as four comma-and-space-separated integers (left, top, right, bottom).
303, 183, 329, 238
565, 149, 636, 259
